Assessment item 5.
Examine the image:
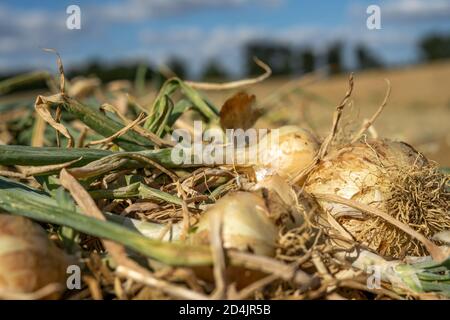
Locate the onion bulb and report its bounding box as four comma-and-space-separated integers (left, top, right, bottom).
253, 174, 305, 230
191, 175, 310, 256
247, 126, 319, 181
0, 215, 69, 298
190, 183, 312, 287
189, 191, 279, 287
305, 139, 449, 258
191, 192, 278, 256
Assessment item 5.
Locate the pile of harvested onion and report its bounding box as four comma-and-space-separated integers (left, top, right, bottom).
192, 129, 448, 262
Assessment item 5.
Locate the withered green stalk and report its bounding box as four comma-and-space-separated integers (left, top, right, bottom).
89, 182, 183, 205
0, 177, 212, 266
0, 145, 200, 169
47, 94, 154, 151
0, 71, 51, 95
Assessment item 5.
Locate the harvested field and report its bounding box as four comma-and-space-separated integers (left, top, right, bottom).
0, 57, 449, 301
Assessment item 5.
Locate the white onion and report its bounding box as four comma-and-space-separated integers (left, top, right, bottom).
191, 173, 311, 257
306, 140, 426, 216
0, 215, 69, 298
253, 174, 305, 229
249, 126, 320, 181
304, 139, 448, 258
192, 192, 278, 256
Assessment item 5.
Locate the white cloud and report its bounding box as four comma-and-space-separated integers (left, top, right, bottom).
101, 0, 283, 22
139, 26, 265, 74
139, 26, 204, 44
137, 23, 421, 75
0, 5, 57, 51
384, 0, 450, 20
0, 1, 445, 74
0, 5, 69, 72
0, 1, 284, 72
350, 0, 450, 21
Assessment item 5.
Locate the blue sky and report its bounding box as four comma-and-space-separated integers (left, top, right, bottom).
1, 0, 449, 77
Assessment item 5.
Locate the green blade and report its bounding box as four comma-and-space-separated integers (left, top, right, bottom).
0, 177, 211, 266
0, 145, 113, 166
50, 95, 155, 151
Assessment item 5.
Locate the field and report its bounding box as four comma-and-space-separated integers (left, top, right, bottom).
207, 60, 450, 166
0, 59, 449, 300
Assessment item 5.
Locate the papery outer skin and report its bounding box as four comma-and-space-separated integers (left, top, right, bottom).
254, 126, 320, 181
305, 140, 427, 254
306, 139, 425, 215
253, 174, 306, 229
193, 192, 278, 256
0, 215, 69, 297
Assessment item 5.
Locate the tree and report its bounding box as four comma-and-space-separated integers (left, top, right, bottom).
355, 44, 383, 70
166, 57, 187, 79
326, 42, 343, 75
299, 48, 316, 74
419, 34, 450, 61
245, 41, 293, 76
68, 59, 154, 83
201, 59, 228, 80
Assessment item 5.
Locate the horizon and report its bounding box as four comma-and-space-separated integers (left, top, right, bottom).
1, 0, 450, 78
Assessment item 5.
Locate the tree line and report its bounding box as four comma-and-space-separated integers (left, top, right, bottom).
244, 33, 450, 77
1, 33, 449, 93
